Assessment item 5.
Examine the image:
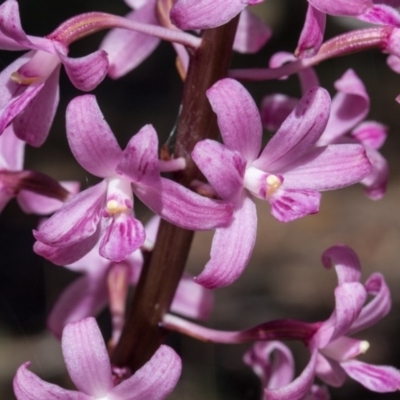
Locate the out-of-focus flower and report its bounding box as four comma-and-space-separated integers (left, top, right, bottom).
191, 78, 370, 288
14, 317, 181, 400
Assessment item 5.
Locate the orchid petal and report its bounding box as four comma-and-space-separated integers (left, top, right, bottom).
361, 147, 388, 200
349, 273, 391, 334
116, 124, 160, 186
254, 87, 331, 171
322, 336, 369, 361
269, 188, 321, 222
62, 317, 113, 397
319, 69, 369, 145
134, 177, 233, 230
100, 6, 160, 79
0, 0, 33, 48
315, 353, 346, 387
33, 181, 106, 247
308, 0, 372, 16
264, 349, 318, 400
0, 190, 13, 213
13, 66, 60, 147
233, 9, 271, 54
13, 363, 87, 400
58, 50, 109, 92
296, 5, 326, 58
47, 273, 108, 339
125, 0, 148, 8
66, 95, 122, 177
207, 78, 262, 162
342, 360, 400, 392
0, 124, 24, 170
260, 94, 298, 132
192, 139, 245, 201
351, 121, 387, 150
387, 54, 400, 73
195, 194, 256, 288
33, 226, 102, 266
109, 345, 181, 400
170, 0, 248, 30
281, 144, 371, 191
17, 181, 79, 215
321, 245, 362, 285
0, 30, 28, 50
171, 274, 214, 320
359, 4, 400, 26
99, 213, 145, 262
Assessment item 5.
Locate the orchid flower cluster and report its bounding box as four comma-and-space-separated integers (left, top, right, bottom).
0, 0, 400, 399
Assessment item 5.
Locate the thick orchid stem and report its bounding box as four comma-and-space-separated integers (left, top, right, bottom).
230, 26, 393, 81
111, 16, 240, 372
163, 314, 321, 344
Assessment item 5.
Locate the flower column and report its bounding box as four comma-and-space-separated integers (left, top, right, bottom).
111, 16, 240, 371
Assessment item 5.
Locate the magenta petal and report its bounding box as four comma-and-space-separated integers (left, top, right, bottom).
13, 66, 60, 147
349, 273, 391, 334
171, 274, 214, 320
62, 317, 113, 397
13, 363, 86, 400
99, 213, 145, 262
269, 188, 321, 222
134, 177, 233, 230
260, 94, 298, 132
195, 194, 256, 288
66, 95, 122, 177
0, 124, 24, 170
116, 124, 160, 186
342, 360, 400, 392
315, 354, 346, 387
254, 87, 331, 171
59, 49, 109, 92
321, 245, 362, 285
192, 139, 246, 200
359, 4, 400, 26
206, 78, 262, 162
361, 147, 388, 200
264, 350, 318, 400
308, 0, 372, 16
109, 345, 181, 400
0, 29, 27, 50
33, 227, 102, 266
296, 5, 326, 58
281, 144, 372, 191
233, 9, 271, 54
47, 273, 108, 339
34, 181, 106, 247
0, 0, 33, 48
351, 121, 387, 150
100, 6, 160, 79
170, 0, 247, 30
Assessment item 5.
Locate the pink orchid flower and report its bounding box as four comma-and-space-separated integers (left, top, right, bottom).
101, 0, 271, 79
191, 78, 371, 288
47, 216, 214, 339
0, 0, 109, 146
264, 245, 400, 399
14, 317, 182, 400
34, 94, 233, 264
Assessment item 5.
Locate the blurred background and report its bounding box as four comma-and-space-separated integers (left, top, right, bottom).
1, 0, 400, 398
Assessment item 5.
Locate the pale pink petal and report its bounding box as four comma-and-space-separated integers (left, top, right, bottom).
66, 95, 122, 177
13, 66, 60, 147
62, 317, 113, 397
58, 49, 109, 92
207, 78, 262, 162
308, 0, 372, 15
359, 4, 400, 26
116, 124, 160, 186
33, 181, 106, 247
47, 273, 108, 339
170, 0, 249, 30
100, 6, 160, 79
315, 354, 346, 387
192, 139, 246, 201
387, 54, 400, 73
109, 345, 181, 400
269, 188, 321, 222
342, 360, 400, 392
296, 5, 326, 58
322, 336, 369, 361
321, 245, 362, 285
125, 0, 148, 8
99, 213, 145, 262
233, 9, 271, 54
254, 87, 331, 171
195, 194, 256, 288
171, 274, 214, 320
13, 363, 87, 400
0, 29, 27, 50
351, 121, 387, 150
0, 124, 24, 170
361, 147, 388, 200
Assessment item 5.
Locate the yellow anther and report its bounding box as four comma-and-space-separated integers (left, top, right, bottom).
10, 71, 39, 85
106, 199, 127, 215
359, 340, 370, 354
266, 174, 282, 196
